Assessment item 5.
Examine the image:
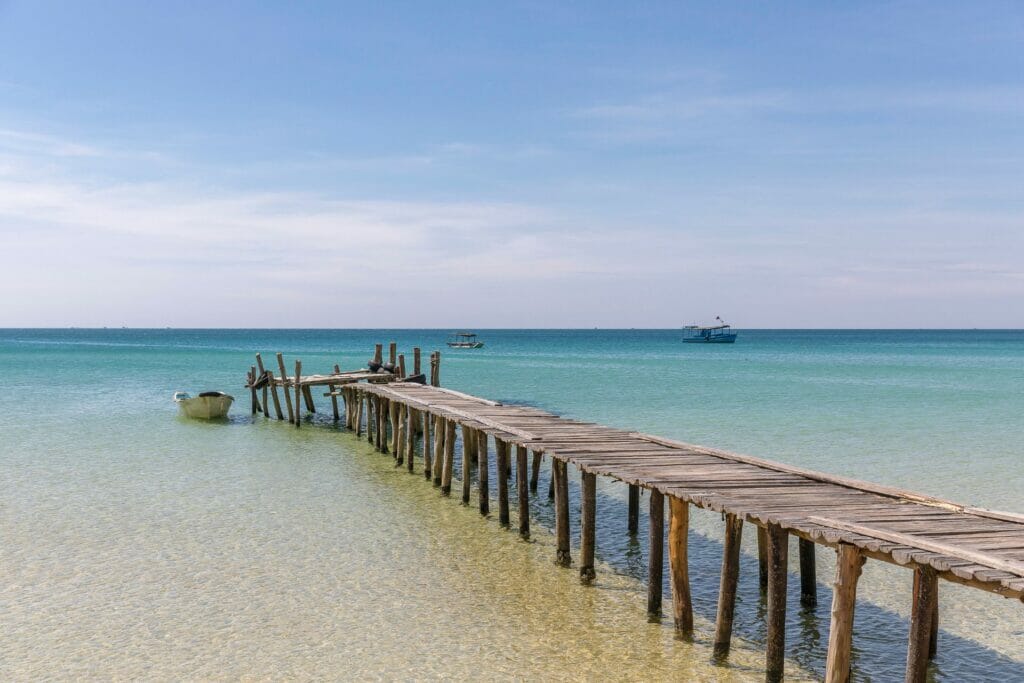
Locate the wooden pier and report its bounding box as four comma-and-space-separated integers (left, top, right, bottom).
246, 344, 1024, 682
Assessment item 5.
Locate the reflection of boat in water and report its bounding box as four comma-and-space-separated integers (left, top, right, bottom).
446, 332, 485, 349
682, 317, 737, 344
174, 391, 234, 419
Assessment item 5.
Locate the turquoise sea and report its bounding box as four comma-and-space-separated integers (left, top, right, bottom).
2, 329, 1023, 681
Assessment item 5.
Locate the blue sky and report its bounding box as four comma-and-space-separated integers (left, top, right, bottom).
1, 1, 1022, 327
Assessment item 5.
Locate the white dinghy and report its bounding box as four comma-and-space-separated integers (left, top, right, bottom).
174, 391, 234, 419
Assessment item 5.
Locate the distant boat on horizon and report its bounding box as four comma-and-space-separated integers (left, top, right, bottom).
447, 331, 485, 349
683, 317, 738, 344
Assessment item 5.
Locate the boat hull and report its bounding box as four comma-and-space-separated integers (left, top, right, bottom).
446, 342, 484, 348
175, 393, 234, 419
683, 335, 737, 344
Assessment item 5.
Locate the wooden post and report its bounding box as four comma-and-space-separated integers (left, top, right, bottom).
495, 439, 509, 525
554, 459, 571, 567
530, 451, 541, 493
477, 430, 489, 516
276, 353, 294, 424
713, 513, 743, 658
389, 400, 399, 456
302, 385, 316, 413
799, 538, 818, 607
461, 425, 472, 504
428, 351, 436, 387
378, 398, 387, 453
648, 489, 664, 616
329, 364, 340, 422
911, 568, 939, 661
255, 354, 269, 418
580, 470, 596, 584
422, 410, 432, 479
355, 390, 364, 436
433, 414, 444, 486
516, 445, 530, 539
906, 566, 938, 683
388, 341, 396, 367
293, 360, 302, 428
398, 353, 406, 379
628, 484, 639, 534
765, 524, 789, 683
406, 407, 416, 473
413, 347, 421, 376
395, 403, 406, 466
824, 544, 864, 683
373, 343, 383, 365
441, 419, 455, 495
433, 350, 441, 386
268, 370, 284, 419
668, 497, 693, 638
249, 366, 258, 415
757, 525, 769, 591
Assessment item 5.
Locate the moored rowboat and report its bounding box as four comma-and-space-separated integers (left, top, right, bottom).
174, 391, 234, 419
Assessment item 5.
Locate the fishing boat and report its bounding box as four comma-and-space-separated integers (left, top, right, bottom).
446, 332, 485, 349
173, 391, 234, 419
682, 317, 738, 344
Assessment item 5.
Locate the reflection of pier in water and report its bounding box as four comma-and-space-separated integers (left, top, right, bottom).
246, 341, 1024, 682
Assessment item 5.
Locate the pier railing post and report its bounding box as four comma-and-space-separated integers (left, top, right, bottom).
824, 543, 864, 683
713, 513, 743, 658
668, 497, 693, 638
648, 489, 664, 616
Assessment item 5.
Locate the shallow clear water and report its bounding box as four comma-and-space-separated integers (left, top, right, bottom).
2, 329, 1022, 680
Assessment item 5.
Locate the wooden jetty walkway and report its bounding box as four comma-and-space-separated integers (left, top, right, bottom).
246, 343, 1024, 683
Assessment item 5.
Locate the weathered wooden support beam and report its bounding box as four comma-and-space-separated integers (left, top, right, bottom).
293, 360, 302, 428
422, 410, 432, 479
249, 366, 258, 415
460, 425, 472, 504
267, 370, 283, 420
911, 567, 939, 661
441, 419, 455, 495
906, 566, 938, 683
389, 400, 399, 456
255, 354, 270, 418
406, 407, 416, 472
668, 497, 693, 638
530, 451, 541, 493
433, 350, 441, 386
388, 341, 397, 367
432, 414, 444, 486
398, 353, 406, 379
628, 484, 639, 534
496, 439, 510, 525
329, 363, 341, 421
413, 347, 421, 376
554, 459, 571, 566
516, 445, 530, 539
824, 544, 864, 683
302, 385, 316, 413
757, 525, 769, 591
276, 353, 294, 424
713, 513, 743, 658
648, 489, 664, 616
800, 538, 818, 607
377, 397, 387, 453
765, 524, 789, 683
477, 430, 489, 516
580, 470, 597, 583
373, 343, 383, 365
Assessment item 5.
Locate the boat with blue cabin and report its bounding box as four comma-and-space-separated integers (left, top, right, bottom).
682, 318, 737, 344
447, 332, 485, 349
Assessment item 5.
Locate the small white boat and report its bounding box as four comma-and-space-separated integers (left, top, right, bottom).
174, 391, 234, 419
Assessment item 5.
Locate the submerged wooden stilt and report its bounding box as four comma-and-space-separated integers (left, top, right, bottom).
255, 354, 270, 418
267, 370, 283, 420
388, 341, 396, 367
516, 445, 530, 539
906, 566, 938, 683
461, 425, 472, 504
668, 497, 693, 638
825, 544, 864, 683
477, 430, 489, 516
329, 364, 340, 421
276, 353, 294, 424
800, 538, 818, 607
302, 385, 316, 413
422, 410, 432, 479
554, 459, 571, 566
249, 366, 257, 415
530, 451, 541, 493
293, 360, 302, 428
713, 513, 743, 658
389, 400, 399, 457
765, 524, 789, 683
406, 407, 416, 472
757, 525, 769, 591
648, 489, 664, 616
433, 414, 444, 486
580, 470, 597, 583
496, 439, 509, 526
628, 484, 639, 534
441, 419, 455, 495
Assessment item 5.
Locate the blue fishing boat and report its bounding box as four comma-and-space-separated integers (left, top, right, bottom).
682, 317, 737, 344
